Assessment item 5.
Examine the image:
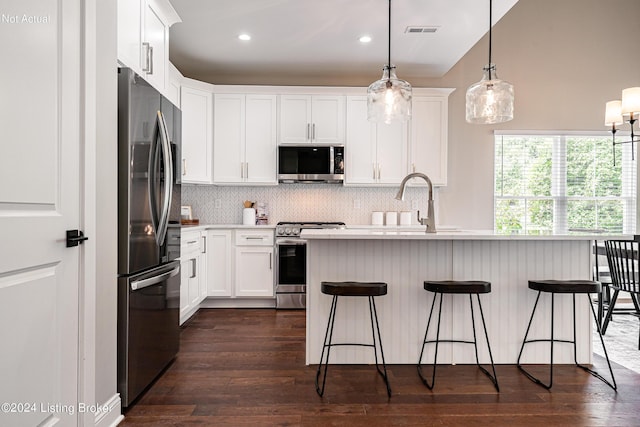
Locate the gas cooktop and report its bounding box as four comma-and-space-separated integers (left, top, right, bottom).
276, 221, 346, 237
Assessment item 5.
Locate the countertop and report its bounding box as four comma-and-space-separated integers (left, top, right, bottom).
301, 228, 633, 241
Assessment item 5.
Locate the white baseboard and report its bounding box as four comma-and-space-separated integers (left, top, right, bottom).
94, 393, 124, 427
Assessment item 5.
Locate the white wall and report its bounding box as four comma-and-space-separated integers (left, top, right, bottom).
182, 0, 640, 230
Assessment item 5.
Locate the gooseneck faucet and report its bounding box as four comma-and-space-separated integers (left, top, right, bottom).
395, 172, 436, 233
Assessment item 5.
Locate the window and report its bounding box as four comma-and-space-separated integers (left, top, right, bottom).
494, 132, 636, 234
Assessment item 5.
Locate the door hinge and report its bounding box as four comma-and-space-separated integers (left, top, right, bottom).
66, 229, 89, 247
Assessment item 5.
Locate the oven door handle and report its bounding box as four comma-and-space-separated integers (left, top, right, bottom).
276, 239, 307, 245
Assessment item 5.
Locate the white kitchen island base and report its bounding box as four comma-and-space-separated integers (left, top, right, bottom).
304, 232, 609, 365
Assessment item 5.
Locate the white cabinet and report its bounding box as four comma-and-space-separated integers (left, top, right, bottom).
345, 96, 408, 185
279, 95, 345, 144
206, 230, 233, 297
117, 0, 180, 96
166, 62, 183, 108
409, 96, 450, 186
213, 94, 277, 184
181, 79, 214, 184
234, 230, 274, 298
180, 229, 206, 325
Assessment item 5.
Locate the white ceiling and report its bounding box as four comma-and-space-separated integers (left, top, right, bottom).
168, 0, 519, 84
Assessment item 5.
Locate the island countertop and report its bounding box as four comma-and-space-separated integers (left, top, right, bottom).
301, 228, 633, 241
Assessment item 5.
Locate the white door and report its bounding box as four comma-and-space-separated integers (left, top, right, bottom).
279, 95, 312, 143
0, 1, 81, 426
376, 121, 408, 185
311, 96, 345, 144
235, 247, 274, 297
345, 96, 377, 184
213, 94, 245, 183
181, 85, 213, 183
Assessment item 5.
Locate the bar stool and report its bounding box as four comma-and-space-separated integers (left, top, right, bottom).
517, 280, 616, 390
315, 281, 391, 398
417, 280, 499, 392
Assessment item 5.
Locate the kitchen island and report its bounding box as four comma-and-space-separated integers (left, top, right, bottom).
303, 229, 631, 366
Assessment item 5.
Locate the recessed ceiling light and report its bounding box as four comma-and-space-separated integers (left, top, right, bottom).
238, 34, 251, 41
359, 35, 372, 43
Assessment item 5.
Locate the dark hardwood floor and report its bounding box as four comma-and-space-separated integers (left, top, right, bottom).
121, 309, 640, 426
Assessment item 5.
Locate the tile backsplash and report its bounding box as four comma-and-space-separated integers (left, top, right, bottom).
182, 184, 435, 226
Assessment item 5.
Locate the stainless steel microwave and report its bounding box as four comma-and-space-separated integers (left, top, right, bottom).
278, 145, 344, 183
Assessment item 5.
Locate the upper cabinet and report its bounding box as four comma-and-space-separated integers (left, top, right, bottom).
345, 96, 407, 185
279, 95, 345, 144
409, 93, 452, 187
117, 0, 181, 98
181, 78, 214, 184
213, 93, 278, 185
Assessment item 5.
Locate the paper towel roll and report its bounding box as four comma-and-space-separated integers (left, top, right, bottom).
385, 211, 398, 226
400, 211, 412, 226
371, 211, 384, 226
243, 208, 256, 225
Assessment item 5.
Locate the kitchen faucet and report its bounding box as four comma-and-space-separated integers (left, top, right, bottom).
395, 172, 436, 233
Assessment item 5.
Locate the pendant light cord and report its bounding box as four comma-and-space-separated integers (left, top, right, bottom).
387, 0, 391, 70
488, 0, 493, 80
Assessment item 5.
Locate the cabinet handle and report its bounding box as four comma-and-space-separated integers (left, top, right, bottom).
270, 253, 272, 270
412, 163, 416, 173
312, 123, 316, 141
372, 163, 376, 180
240, 162, 244, 179
182, 159, 187, 176
191, 258, 197, 278
142, 42, 151, 72
246, 236, 264, 240
306, 123, 310, 141
202, 235, 206, 254
147, 45, 154, 75
245, 162, 249, 180
377, 164, 381, 180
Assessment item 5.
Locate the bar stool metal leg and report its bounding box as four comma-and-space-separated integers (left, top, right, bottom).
315, 295, 338, 397
472, 294, 500, 391
417, 292, 443, 389
517, 291, 617, 391
368, 296, 392, 397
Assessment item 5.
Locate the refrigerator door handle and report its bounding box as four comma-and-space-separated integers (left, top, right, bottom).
156, 110, 173, 247
148, 114, 161, 244
130, 264, 180, 291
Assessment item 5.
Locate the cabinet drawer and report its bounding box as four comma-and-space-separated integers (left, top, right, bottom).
181, 230, 202, 254
235, 230, 274, 246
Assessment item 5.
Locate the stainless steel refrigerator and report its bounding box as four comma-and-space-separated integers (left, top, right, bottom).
117, 67, 182, 408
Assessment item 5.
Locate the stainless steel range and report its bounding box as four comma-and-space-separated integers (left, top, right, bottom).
275, 221, 345, 309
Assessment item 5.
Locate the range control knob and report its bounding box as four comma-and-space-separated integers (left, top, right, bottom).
284, 227, 292, 235
292, 227, 300, 235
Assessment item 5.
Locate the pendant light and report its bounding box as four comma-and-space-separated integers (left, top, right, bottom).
465, 0, 514, 124
367, 0, 412, 124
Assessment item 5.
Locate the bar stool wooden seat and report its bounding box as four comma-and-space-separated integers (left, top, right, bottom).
417, 280, 499, 392
517, 279, 616, 390
315, 281, 391, 398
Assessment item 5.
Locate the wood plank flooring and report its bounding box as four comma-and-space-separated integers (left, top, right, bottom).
120, 308, 640, 426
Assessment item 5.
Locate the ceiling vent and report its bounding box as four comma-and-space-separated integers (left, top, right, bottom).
405, 26, 439, 34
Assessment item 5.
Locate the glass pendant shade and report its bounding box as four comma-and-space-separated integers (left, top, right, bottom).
367, 65, 412, 124
465, 64, 514, 124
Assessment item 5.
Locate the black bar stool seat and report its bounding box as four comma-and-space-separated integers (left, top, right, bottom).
517, 279, 616, 390
315, 281, 391, 398
417, 280, 499, 392
321, 281, 387, 296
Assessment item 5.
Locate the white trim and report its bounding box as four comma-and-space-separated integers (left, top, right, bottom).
493, 129, 624, 137
94, 394, 124, 427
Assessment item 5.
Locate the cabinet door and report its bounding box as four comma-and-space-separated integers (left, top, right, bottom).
188, 256, 200, 307
180, 257, 192, 323
345, 96, 377, 184
213, 94, 245, 183
279, 95, 312, 143
235, 247, 274, 297
245, 95, 277, 184
376, 121, 408, 185
312, 96, 345, 144
167, 62, 182, 107
206, 231, 232, 297
181, 85, 213, 183
142, 0, 167, 93
117, 0, 142, 73
410, 96, 448, 186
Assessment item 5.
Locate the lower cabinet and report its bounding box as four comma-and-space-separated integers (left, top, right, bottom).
180, 229, 206, 325
234, 246, 274, 297
206, 230, 233, 297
